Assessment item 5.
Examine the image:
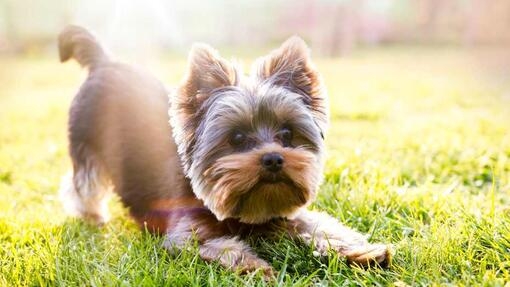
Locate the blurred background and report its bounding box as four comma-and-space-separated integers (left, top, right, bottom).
1, 0, 510, 58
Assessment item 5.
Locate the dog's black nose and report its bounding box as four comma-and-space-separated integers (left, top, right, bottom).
261, 152, 284, 172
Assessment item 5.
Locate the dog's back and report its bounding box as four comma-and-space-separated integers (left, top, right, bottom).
59, 26, 191, 225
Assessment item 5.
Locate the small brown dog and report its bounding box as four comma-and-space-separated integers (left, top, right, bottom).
59, 25, 391, 276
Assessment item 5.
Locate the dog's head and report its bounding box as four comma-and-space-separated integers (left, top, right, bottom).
171, 37, 328, 224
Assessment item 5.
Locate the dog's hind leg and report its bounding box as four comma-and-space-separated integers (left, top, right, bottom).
59, 147, 111, 224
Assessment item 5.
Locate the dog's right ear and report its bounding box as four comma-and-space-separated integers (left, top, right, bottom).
177, 44, 237, 112
172, 44, 237, 172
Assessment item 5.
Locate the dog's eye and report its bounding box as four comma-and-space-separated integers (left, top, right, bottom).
280, 127, 293, 146
230, 131, 246, 146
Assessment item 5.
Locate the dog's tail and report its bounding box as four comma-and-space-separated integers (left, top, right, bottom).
58, 25, 108, 69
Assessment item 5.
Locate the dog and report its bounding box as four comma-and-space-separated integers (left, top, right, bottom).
58, 25, 391, 277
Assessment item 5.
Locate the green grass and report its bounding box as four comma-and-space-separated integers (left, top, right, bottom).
1, 47, 509, 286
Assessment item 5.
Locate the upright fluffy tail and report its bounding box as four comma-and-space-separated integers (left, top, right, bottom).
58, 25, 108, 69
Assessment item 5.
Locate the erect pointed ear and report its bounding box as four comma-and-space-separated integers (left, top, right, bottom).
176, 43, 238, 113
253, 36, 328, 134
172, 44, 238, 172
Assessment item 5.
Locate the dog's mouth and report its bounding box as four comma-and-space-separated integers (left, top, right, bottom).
249, 173, 307, 203
255, 179, 297, 191
259, 171, 288, 183
229, 175, 308, 223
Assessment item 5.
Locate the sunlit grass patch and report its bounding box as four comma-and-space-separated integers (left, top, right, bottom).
1, 47, 509, 285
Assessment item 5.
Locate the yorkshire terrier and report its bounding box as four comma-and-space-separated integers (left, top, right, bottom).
59, 25, 391, 277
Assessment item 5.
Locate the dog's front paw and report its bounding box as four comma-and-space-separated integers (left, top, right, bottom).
235, 254, 276, 281
344, 243, 393, 268
198, 236, 276, 280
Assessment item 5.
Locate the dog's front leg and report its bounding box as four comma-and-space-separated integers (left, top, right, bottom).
288, 210, 392, 267
197, 236, 273, 276
163, 214, 274, 277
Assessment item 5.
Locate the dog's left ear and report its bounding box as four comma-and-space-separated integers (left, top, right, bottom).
253, 36, 328, 135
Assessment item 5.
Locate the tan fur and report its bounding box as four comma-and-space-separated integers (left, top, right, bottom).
204, 143, 320, 223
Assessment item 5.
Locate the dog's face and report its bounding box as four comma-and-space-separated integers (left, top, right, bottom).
171, 37, 328, 224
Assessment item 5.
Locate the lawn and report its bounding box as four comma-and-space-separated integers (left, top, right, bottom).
1, 47, 509, 286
